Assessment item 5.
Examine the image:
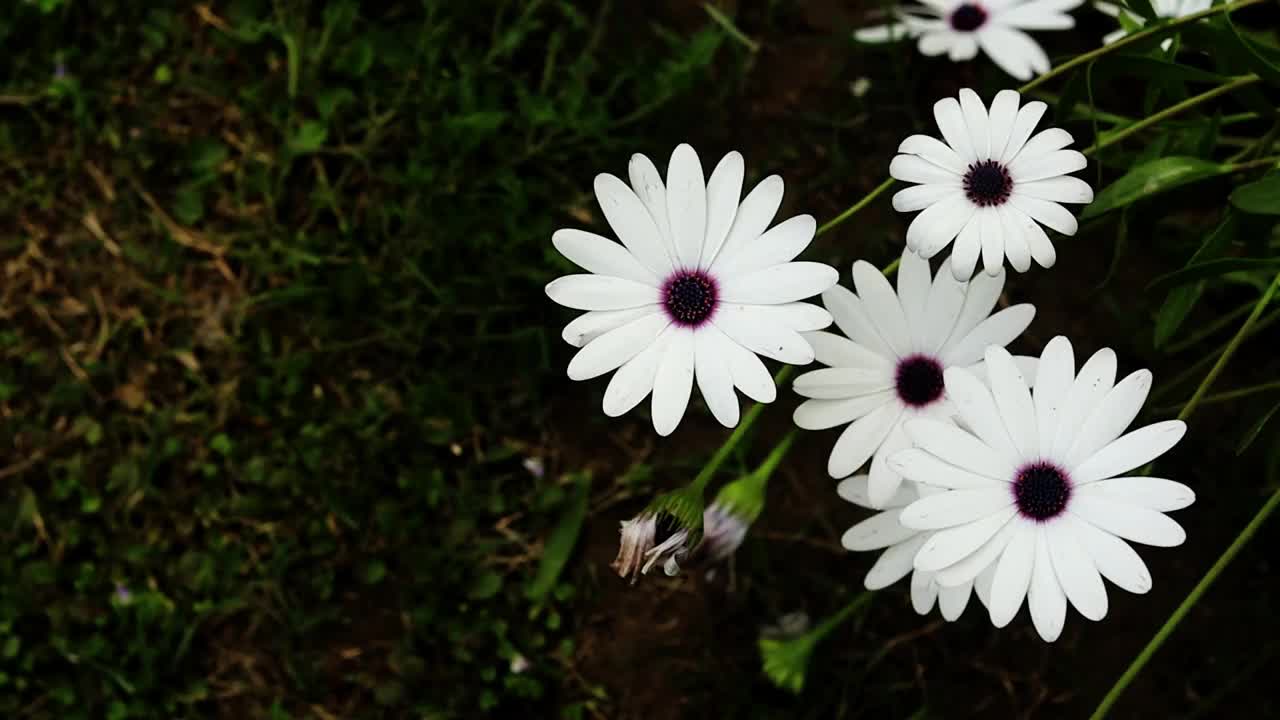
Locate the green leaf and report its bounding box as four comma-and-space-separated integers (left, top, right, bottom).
1225, 14, 1280, 85
1238, 399, 1280, 454
1105, 55, 1227, 84
288, 121, 328, 153
317, 87, 356, 120
187, 138, 228, 173
526, 472, 590, 601
1147, 257, 1280, 294
469, 570, 502, 600
1083, 157, 1228, 219
1230, 173, 1280, 215
1123, 0, 1158, 21
171, 185, 205, 225
1154, 213, 1238, 348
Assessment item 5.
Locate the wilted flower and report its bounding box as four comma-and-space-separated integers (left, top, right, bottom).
696, 432, 793, 563
522, 456, 545, 478
509, 653, 531, 674
112, 582, 133, 606
699, 500, 752, 564
759, 594, 870, 693
611, 486, 704, 583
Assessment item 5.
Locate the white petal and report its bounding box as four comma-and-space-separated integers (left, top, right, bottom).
701, 151, 745, 267
651, 330, 695, 435
978, 207, 1005, 277
855, 22, 912, 42
1047, 519, 1108, 621
868, 421, 913, 508
1010, 150, 1088, 184
944, 266, 1004, 346
933, 96, 977, 163
901, 487, 1014, 530
839, 473, 919, 510
1017, 176, 1094, 204
977, 25, 1049, 81
1070, 496, 1186, 547
546, 274, 660, 311
904, 418, 1016, 481
894, 183, 962, 212
999, 100, 1048, 163
975, 561, 998, 608
794, 367, 893, 399
947, 213, 983, 281
723, 336, 777, 403
1080, 477, 1195, 512
720, 262, 839, 305
898, 135, 968, 175
999, 1, 1077, 28
1050, 347, 1117, 458
1033, 336, 1075, 451
890, 154, 962, 186
719, 215, 817, 275
934, 516, 1017, 586
562, 306, 659, 348
944, 366, 1019, 460
908, 195, 978, 260
795, 392, 895, 430
918, 31, 953, 56
915, 507, 1018, 571
986, 346, 1039, 460
865, 535, 929, 589
1071, 515, 1153, 594
940, 304, 1037, 367
603, 329, 670, 416
986, 89, 1022, 162
1009, 194, 1079, 236
939, 582, 973, 621
947, 33, 980, 60
627, 154, 677, 263
842, 508, 919, 551
853, 261, 912, 357
997, 205, 1033, 273
715, 306, 815, 365
899, 251, 933, 352
695, 328, 740, 427
1066, 369, 1153, 467
911, 570, 940, 615
1020, 209, 1058, 268
1072, 420, 1187, 484
803, 330, 894, 370
823, 285, 897, 359
890, 447, 1006, 490
709, 176, 783, 270
1028, 528, 1067, 642
665, 144, 707, 269
829, 403, 902, 478
751, 302, 833, 332
567, 312, 670, 381
988, 523, 1036, 627
1009, 128, 1074, 166
595, 173, 674, 277
921, 264, 967, 354
552, 229, 659, 285
958, 88, 991, 160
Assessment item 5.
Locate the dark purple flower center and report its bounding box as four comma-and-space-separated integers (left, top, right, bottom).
963, 159, 1013, 207
895, 354, 945, 407
1014, 462, 1072, 521
950, 3, 988, 31
663, 271, 718, 327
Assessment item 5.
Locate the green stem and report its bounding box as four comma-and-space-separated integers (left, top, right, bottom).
1178, 272, 1280, 422
691, 366, 795, 494
1155, 378, 1280, 415
1089, 487, 1280, 719
1153, 307, 1280, 402
811, 591, 873, 640
702, 2, 760, 52
1163, 299, 1254, 355
816, 177, 895, 237
1091, 271, 1280, 718
1083, 75, 1262, 157
753, 429, 796, 484
1021, 0, 1266, 93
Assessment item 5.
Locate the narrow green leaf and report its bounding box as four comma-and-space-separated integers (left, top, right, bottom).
1237, 399, 1280, 454
1107, 55, 1228, 84
1083, 156, 1227, 219
1147, 257, 1280, 294
1124, 0, 1158, 21
1154, 212, 1238, 348
1230, 173, 1280, 215
1225, 14, 1280, 85
526, 472, 591, 601
288, 121, 328, 153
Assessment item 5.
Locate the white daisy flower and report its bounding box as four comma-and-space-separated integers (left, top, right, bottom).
793, 248, 1036, 507
890, 89, 1095, 281
854, 0, 1084, 80
838, 475, 994, 620
546, 144, 839, 436
1096, 0, 1211, 48
890, 339, 1195, 642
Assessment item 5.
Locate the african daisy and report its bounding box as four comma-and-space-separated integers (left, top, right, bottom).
890, 339, 1194, 641
890, 89, 1094, 280
547, 144, 838, 436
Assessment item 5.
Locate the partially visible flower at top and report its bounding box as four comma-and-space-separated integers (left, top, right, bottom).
522, 456, 545, 479
840, 474, 996, 619
854, 0, 1084, 80
793, 248, 1036, 507
546, 144, 838, 436
1096, 0, 1210, 48
890, 89, 1094, 280
890, 340, 1194, 641
611, 486, 705, 583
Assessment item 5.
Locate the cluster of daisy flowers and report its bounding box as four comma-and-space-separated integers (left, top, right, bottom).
545, 88, 1193, 642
